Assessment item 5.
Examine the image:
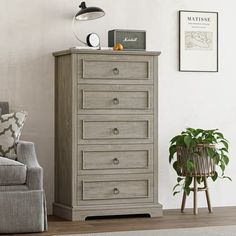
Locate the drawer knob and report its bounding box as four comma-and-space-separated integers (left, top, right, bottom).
113, 158, 120, 165
113, 188, 120, 195
112, 128, 119, 135
113, 68, 119, 75
112, 97, 120, 105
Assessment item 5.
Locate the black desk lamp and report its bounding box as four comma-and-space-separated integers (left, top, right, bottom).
72, 1, 105, 48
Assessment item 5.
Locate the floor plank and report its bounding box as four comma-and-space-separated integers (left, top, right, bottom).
15, 207, 236, 236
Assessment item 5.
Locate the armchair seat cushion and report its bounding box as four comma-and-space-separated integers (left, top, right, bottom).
0, 157, 26, 185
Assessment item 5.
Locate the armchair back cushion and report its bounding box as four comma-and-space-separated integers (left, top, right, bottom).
0, 111, 27, 159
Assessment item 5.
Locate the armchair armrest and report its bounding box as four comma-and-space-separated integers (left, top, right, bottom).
17, 141, 43, 190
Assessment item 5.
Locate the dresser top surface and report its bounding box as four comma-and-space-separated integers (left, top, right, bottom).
53, 48, 161, 57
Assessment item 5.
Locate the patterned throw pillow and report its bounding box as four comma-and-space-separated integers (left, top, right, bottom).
0, 111, 27, 159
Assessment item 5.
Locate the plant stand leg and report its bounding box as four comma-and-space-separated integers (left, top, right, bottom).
193, 177, 198, 215
204, 177, 212, 213
181, 191, 187, 213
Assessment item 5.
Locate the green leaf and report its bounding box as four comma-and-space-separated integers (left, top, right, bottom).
169, 145, 177, 163
215, 132, 224, 139
197, 177, 203, 184
173, 191, 180, 196
184, 135, 192, 149
211, 171, 218, 181
177, 177, 183, 183
170, 135, 180, 144
175, 136, 185, 146
173, 183, 180, 191
223, 176, 232, 181
196, 128, 204, 134
220, 163, 225, 173
186, 127, 196, 136
184, 187, 191, 196
185, 176, 193, 188
186, 160, 194, 172
220, 140, 229, 150
173, 161, 180, 174
220, 147, 228, 153
222, 155, 229, 165
207, 147, 215, 158
212, 153, 220, 165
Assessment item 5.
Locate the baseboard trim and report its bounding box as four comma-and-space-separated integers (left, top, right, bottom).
53, 202, 163, 221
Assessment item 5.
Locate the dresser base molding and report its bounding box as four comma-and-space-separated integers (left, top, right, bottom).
53, 203, 163, 221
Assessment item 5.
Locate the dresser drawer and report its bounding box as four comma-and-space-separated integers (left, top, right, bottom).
77, 54, 153, 84
78, 85, 153, 114
77, 174, 154, 205
78, 144, 153, 174
77, 115, 153, 144
84, 180, 148, 200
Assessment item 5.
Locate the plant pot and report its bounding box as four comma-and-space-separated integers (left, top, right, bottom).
176, 144, 215, 177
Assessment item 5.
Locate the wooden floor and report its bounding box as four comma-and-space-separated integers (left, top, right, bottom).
16, 207, 236, 236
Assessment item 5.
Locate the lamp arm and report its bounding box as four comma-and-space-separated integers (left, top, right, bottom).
72, 16, 87, 46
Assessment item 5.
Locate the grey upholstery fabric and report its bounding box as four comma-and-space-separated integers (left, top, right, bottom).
0, 141, 48, 233
0, 102, 9, 114
17, 141, 43, 190
0, 190, 45, 233
0, 185, 28, 191
0, 157, 26, 185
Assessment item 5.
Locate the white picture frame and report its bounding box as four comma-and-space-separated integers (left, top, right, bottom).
179, 10, 218, 72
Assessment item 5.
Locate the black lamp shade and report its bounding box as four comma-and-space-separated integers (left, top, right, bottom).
75, 2, 105, 21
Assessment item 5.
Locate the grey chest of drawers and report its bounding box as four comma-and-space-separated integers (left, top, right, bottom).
53, 49, 162, 220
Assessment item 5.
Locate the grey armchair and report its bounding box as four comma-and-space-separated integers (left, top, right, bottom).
0, 102, 47, 233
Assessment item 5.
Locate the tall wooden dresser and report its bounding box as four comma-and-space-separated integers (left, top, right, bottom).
53, 49, 162, 220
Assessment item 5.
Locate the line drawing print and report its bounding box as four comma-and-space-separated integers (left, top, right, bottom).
185, 31, 213, 50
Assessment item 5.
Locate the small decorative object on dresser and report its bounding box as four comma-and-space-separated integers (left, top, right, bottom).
108, 29, 146, 50
113, 42, 124, 51
53, 48, 162, 220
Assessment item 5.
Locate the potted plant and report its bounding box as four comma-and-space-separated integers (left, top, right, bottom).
169, 128, 230, 196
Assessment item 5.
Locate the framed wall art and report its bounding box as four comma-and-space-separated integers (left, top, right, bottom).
179, 10, 218, 72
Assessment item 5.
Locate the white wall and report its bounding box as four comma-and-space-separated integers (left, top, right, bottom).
0, 0, 236, 214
